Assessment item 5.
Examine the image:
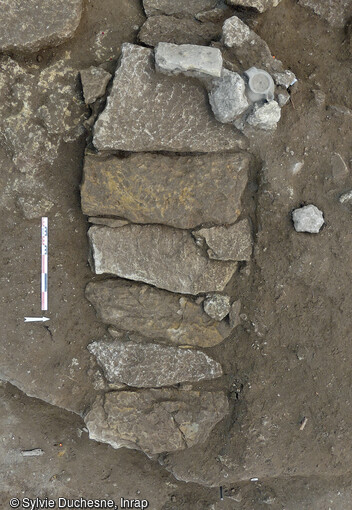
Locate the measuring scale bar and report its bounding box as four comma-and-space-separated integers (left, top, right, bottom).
41, 217, 48, 311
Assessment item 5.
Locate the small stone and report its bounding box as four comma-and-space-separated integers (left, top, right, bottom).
339, 190, 352, 204
142, 0, 218, 17
292, 204, 324, 233
0, 0, 83, 52
229, 300, 241, 328
84, 389, 229, 455
193, 219, 253, 261
226, 0, 283, 12
203, 294, 231, 321
272, 70, 296, 88
222, 16, 252, 48
209, 70, 249, 123
86, 279, 233, 348
276, 87, 290, 107
155, 42, 223, 79
246, 101, 281, 131
138, 16, 221, 47
88, 218, 129, 228
88, 339, 223, 387
17, 197, 54, 220
88, 224, 238, 295
331, 153, 349, 183
80, 67, 112, 104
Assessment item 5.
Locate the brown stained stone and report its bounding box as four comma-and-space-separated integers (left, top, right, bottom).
84, 389, 229, 455
193, 219, 253, 261
87, 339, 223, 387
88, 225, 238, 295
93, 43, 246, 153
85, 279, 233, 348
138, 16, 221, 47
81, 152, 249, 229
0, 0, 83, 53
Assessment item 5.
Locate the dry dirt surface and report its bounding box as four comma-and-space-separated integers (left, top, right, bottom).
1, 0, 352, 509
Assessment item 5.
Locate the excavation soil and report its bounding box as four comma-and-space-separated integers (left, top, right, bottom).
1, 0, 352, 508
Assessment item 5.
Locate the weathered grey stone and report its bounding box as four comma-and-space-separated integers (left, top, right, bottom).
93, 44, 245, 152
81, 152, 249, 229
88, 218, 129, 228
209, 70, 249, 123
203, 294, 231, 321
193, 219, 252, 261
272, 70, 296, 89
292, 205, 324, 233
276, 87, 290, 107
85, 279, 233, 348
298, 0, 352, 27
196, 1, 234, 22
246, 101, 281, 131
229, 299, 241, 328
88, 339, 223, 387
226, 0, 282, 12
85, 389, 229, 455
88, 225, 237, 294
138, 16, 221, 47
155, 42, 223, 78
80, 67, 112, 104
339, 190, 352, 204
0, 0, 83, 52
222, 16, 252, 48
143, 0, 218, 17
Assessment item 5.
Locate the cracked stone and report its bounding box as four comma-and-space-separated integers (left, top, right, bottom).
209, 70, 249, 123
292, 205, 325, 233
138, 16, 221, 47
84, 389, 229, 455
142, 0, 218, 17
88, 224, 238, 295
85, 279, 233, 348
203, 294, 231, 321
87, 339, 223, 387
0, 0, 83, 52
80, 67, 112, 104
81, 152, 249, 229
193, 219, 253, 261
93, 44, 245, 153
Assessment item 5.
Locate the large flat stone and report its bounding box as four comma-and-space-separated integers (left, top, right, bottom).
0, 0, 83, 53
88, 225, 238, 294
138, 16, 221, 47
298, 0, 352, 27
93, 43, 246, 152
81, 152, 249, 229
85, 389, 229, 455
85, 279, 233, 348
142, 0, 218, 17
88, 339, 223, 387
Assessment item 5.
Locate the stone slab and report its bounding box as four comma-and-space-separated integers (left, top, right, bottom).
88, 225, 238, 294
81, 152, 249, 229
0, 0, 83, 52
93, 43, 246, 152
85, 389, 229, 455
85, 279, 233, 348
88, 339, 223, 387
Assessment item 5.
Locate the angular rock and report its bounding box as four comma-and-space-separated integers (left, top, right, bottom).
298, 0, 352, 27
272, 70, 296, 89
81, 152, 249, 229
88, 225, 237, 294
155, 42, 223, 78
193, 219, 252, 261
85, 389, 229, 455
85, 279, 233, 347
93, 44, 245, 152
339, 190, 352, 204
88, 339, 223, 387
222, 16, 252, 48
0, 0, 83, 53
142, 0, 218, 17
138, 16, 221, 47
292, 205, 324, 233
88, 218, 129, 228
276, 87, 290, 107
80, 67, 112, 104
246, 101, 281, 131
203, 294, 231, 321
226, 0, 282, 12
209, 70, 249, 123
